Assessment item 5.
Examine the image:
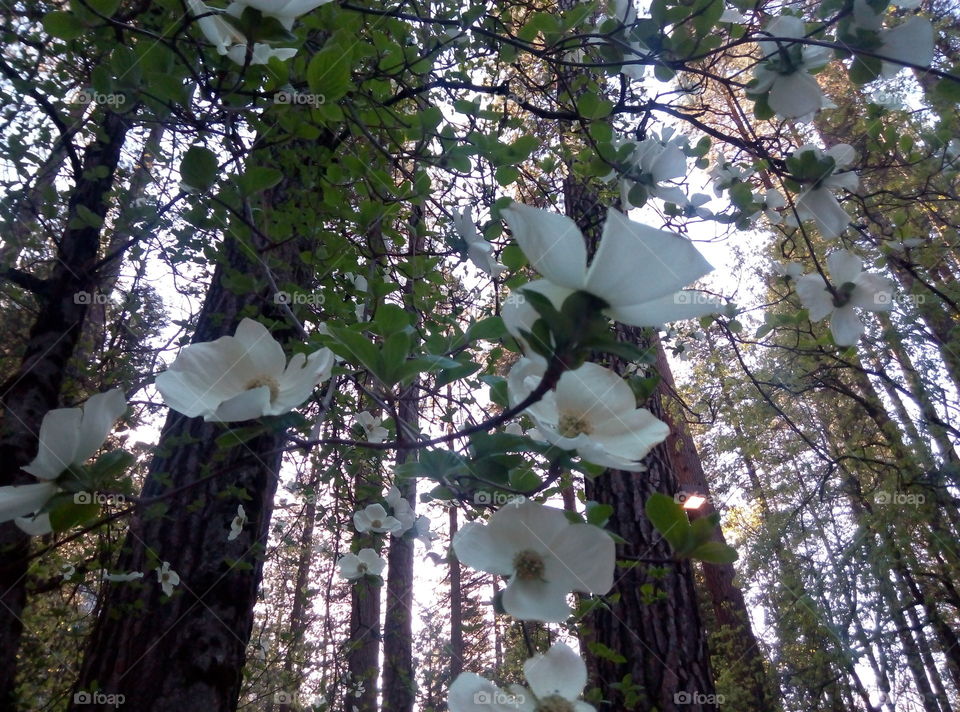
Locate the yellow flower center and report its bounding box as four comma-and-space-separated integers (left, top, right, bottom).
536, 696, 575, 712
245, 375, 280, 403
357, 563, 368, 574
513, 549, 545, 581
557, 412, 592, 438
371, 519, 383, 529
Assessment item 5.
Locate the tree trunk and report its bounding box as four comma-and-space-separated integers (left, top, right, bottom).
0, 108, 129, 708
563, 174, 717, 710
653, 337, 774, 711
69, 165, 314, 711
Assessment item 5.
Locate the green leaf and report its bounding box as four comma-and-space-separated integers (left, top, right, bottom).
578, 93, 613, 120
43, 11, 84, 40
180, 146, 219, 192
374, 304, 412, 336
495, 165, 520, 186
645, 493, 692, 554
466, 316, 507, 342
849, 55, 883, 85
586, 502, 614, 527
236, 167, 283, 196
49, 500, 101, 533
307, 47, 352, 102
88, 0, 121, 15
690, 540, 739, 564
328, 327, 381, 374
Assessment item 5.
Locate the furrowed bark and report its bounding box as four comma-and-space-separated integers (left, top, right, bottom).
0, 108, 129, 708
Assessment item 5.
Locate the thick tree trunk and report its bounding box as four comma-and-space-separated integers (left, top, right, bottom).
69, 166, 313, 711
448, 507, 464, 681
653, 338, 774, 711
0, 108, 129, 708
563, 174, 717, 710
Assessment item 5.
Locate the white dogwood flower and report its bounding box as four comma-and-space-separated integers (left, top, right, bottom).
233, 0, 332, 30
791, 144, 859, 239
500, 204, 718, 347
187, 0, 298, 65
353, 503, 403, 535
157, 562, 180, 597
155, 318, 334, 422
452, 207, 506, 278
508, 358, 669, 472
449, 643, 596, 711
339, 548, 386, 580
452, 500, 614, 622
0, 388, 126, 536
385, 486, 416, 534
795, 250, 894, 346
749, 15, 832, 121
228, 504, 247, 541
849, 0, 933, 78
355, 411, 389, 443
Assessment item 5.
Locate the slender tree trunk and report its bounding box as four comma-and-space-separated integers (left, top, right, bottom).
449, 507, 464, 681
381, 390, 420, 711
69, 158, 316, 711
0, 108, 129, 708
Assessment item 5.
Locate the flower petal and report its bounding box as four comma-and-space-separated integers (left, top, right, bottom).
74, 388, 126, 465
22, 409, 81, 480
448, 673, 511, 712
548, 524, 615, 595
830, 306, 865, 346
16, 513, 53, 537
852, 274, 895, 311
274, 348, 335, 414
233, 319, 286, 378
768, 71, 824, 121
880, 17, 933, 78
502, 203, 588, 290
585, 209, 713, 307
212, 386, 273, 422
796, 188, 851, 238
587, 409, 670, 467
608, 292, 721, 327
0, 482, 58, 524
827, 250, 863, 285
523, 642, 588, 702
502, 577, 572, 622
554, 362, 636, 424
795, 274, 834, 321
452, 521, 517, 575
501, 280, 575, 345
